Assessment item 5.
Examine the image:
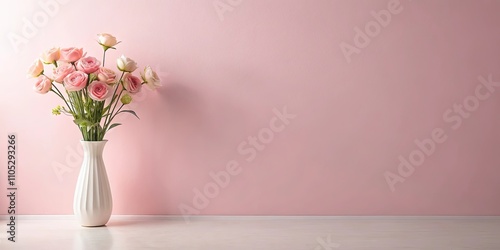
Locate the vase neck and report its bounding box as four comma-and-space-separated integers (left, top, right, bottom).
80, 141, 107, 157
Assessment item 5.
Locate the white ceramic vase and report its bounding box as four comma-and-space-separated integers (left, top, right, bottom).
74, 140, 113, 227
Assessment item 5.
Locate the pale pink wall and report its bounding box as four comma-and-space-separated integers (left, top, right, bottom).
1, 0, 500, 215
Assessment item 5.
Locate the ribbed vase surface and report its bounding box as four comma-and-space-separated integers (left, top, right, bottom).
74, 140, 112, 227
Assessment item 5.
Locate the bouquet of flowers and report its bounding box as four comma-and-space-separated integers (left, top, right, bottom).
26, 33, 161, 141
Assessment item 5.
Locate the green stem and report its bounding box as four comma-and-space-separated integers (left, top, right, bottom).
108, 103, 125, 124
102, 103, 124, 134
103, 72, 125, 128
107, 89, 124, 126
110, 72, 125, 104
50, 88, 63, 99
51, 84, 74, 115
102, 49, 107, 67
43, 73, 73, 114
96, 101, 104, 140
72, 90, 87, 140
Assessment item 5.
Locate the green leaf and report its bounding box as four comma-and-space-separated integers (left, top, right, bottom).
108, 123, 122, 131
102, 106, 110, 115
73, 118, 94, 127
118, 110, 140, 120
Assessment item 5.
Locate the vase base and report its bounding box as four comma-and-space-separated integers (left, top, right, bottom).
81, 224, 108, 227
77, 217, 111, 227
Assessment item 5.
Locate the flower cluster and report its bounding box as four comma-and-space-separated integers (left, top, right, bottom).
27, 33, 162, 141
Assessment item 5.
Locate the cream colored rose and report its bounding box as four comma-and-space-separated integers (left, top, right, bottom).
27, 59, 44, 78
141, 66, 162, 90
116, 55, 138, 72
97, 33, 119, 48
41, 47, 60, 64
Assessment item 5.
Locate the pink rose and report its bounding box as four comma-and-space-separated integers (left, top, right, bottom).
122, 73, 142, 94
41, 47, 60, 64
97, 67, 116, 84
59, 47, 83, 63
76, 56, 101, 74
33, 75, 52, 94
27, 59, 44, 78
53, 64, 75, 83
64, 71, 88, 91
88, 81, 111, 101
